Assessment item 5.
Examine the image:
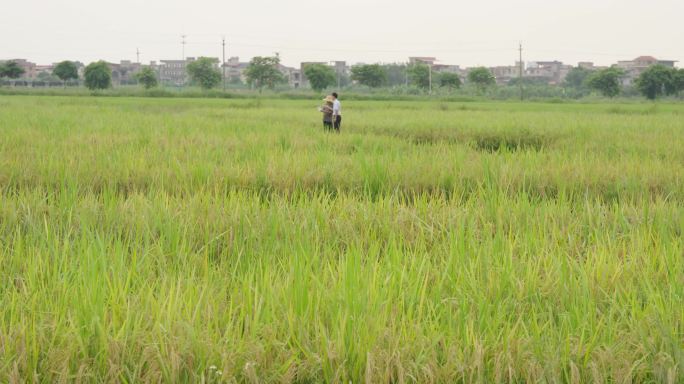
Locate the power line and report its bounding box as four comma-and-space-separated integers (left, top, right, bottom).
78, 28, 522, 47
184, 41, 517, 54
72, 29, 680, 57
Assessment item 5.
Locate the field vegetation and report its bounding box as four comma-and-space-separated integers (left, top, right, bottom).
0, 96, 683, 382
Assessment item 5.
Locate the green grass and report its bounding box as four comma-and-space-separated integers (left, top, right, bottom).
0, 96, 683, 383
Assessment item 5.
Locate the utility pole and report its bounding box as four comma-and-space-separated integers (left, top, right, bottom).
181, 34, 187, 88
519, 42, 524, 101
428, 64, 433, 95
222, 36, 226, 92
136, 48, 140, 64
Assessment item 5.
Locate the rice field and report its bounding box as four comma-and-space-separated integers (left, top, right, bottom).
0, 95, 683, 383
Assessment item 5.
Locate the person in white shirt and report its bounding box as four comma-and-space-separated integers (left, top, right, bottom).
332, 92, 342, 132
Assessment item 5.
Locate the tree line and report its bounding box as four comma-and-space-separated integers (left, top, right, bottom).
304, 63, 492, 93
0, 56, 290, 91
560, 65, 684, 99
2, 58, 683, 99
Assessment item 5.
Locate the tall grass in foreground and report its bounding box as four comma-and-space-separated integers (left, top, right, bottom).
0, 96, 683, 382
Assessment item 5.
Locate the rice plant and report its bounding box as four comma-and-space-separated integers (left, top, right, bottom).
0, 96, 682, 383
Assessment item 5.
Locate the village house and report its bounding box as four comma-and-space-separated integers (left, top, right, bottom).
431, 64, 461, 74
278, 63, 302, 88
158, 57, 219, 86
616, 56, 678, 86
330, 61, 349, 88
107, 60, 143, 85
409, 57, 437, 66
223, 57, 249, 85
525, 61, 573, 85
489, 63, 523, 84
408, 57, 464, 80
221, 57, 302, 88
0, 59, 37, 78
159, 59, 186, 86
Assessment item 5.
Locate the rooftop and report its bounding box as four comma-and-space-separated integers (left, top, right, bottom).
634, 56, 657, 62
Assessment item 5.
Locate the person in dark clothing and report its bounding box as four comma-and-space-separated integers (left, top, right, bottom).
320, 96, 334, 131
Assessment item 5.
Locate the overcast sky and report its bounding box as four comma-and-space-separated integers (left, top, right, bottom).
2, 0, 682, 68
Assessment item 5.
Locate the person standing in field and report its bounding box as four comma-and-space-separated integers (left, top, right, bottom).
332, 92, 342, 132
319, 95, 334, 131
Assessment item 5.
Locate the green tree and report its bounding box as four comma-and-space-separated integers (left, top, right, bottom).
635, 65, 676, 100
36, 72, 59, 82
407, 63, 430, 89
83, 61, 112, 90
244, 56, 285, 91
0, 61, 25, 79
586, 67, 624, 98
336, 72, 351, 88
508, 77, 549, 86
439, 72, 462, 90
186, 57, 221, 90
135, 66, 159, 89
303, 63, 336, 92
467, 67, 495, 93
53, 61, 79, 88
676, 69, 684, 95
350, 64, 387, 88
665, 68, 683, 96
383, 63, 407, 87
563, 66, 591, 89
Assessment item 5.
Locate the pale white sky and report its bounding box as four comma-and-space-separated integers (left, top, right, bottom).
2, 0, 682, 68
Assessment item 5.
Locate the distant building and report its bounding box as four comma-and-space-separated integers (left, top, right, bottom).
1, 59, 36, 79
577, 62, 608, 72
409, 57, 437, 66
34, 64, 55, 78
331, 61, 349, 88
107, 60, 142, 85
408, 57, 460, 73
617, 56, 677, 69
277, 64, 301, 88
159, 59, 187, 86
578, 62, 595, 70
525, 60, 573, 85
432, 64, 461, 74
489, 63, 522, 84
331, 61, 348, 75
616, 56, 678, 86
0, 60, 87, 85
158, 57, 218, 86
224, 56, 249, 84
223, 57, 302, 88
